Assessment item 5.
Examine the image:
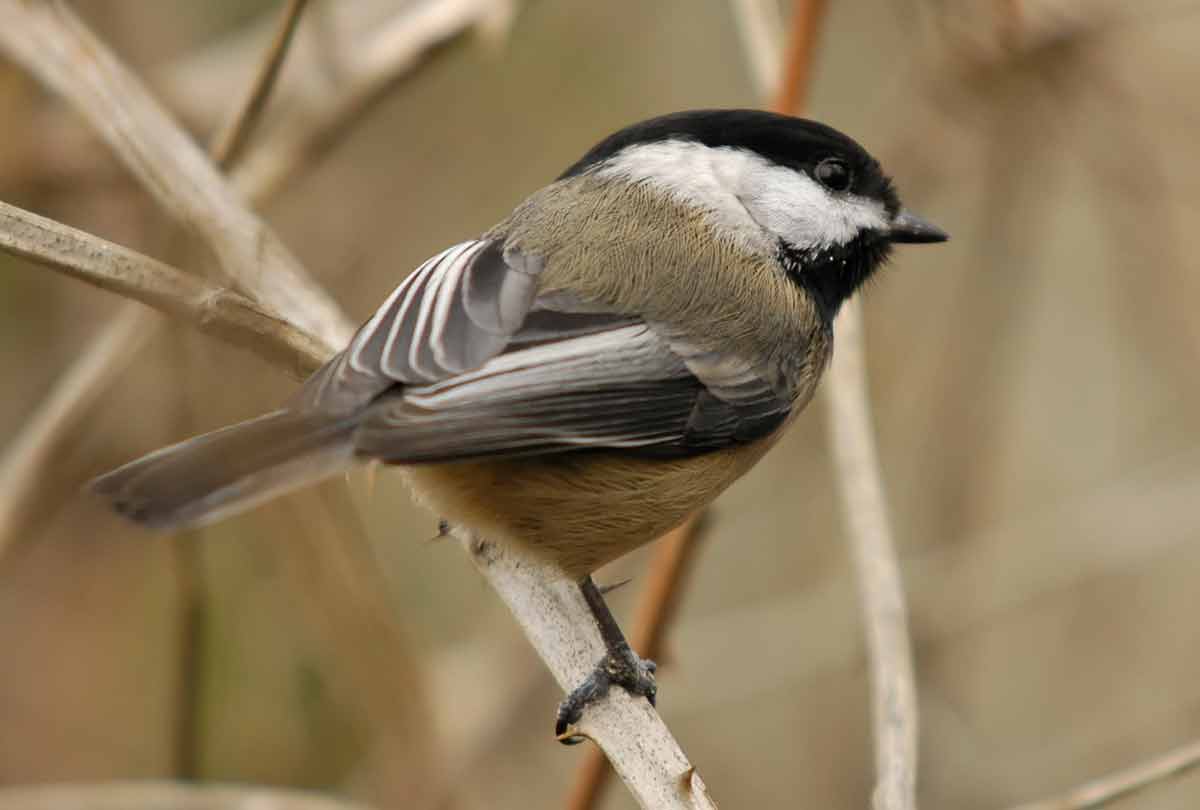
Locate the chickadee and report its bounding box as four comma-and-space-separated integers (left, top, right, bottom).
92, 109, 947, 738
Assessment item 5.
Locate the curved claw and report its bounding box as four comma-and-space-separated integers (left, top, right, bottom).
554, 648, 657, 745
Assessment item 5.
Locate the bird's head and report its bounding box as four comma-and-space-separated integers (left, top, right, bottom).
562, 109, 947, 317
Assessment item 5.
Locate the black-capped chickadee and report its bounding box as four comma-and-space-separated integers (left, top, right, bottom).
92, 109, 947, 737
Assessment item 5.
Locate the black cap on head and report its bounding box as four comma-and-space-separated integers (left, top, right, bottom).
560, 109, 900, 215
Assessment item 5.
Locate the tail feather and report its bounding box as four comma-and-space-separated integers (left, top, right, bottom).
91, 410, 357, 530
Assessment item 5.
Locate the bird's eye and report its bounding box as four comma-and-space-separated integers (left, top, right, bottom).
815, 158, 852, 192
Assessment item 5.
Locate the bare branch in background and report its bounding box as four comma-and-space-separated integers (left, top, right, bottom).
823, 305, 919, 810
233, 0, 518, 200
459, 530, 718, 810
0, 0, 352, 350
733, 1, 921, 808
564, 513, 709, 810
0, 201, 329, 377
1004, 738, 1200, 810
0, 308, 153, 551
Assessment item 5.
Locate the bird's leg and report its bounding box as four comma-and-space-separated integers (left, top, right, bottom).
555, 576, 657, 744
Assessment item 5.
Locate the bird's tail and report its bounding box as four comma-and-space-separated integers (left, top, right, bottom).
90, 410, 358, 531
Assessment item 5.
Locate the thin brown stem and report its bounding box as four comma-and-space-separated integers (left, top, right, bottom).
772, 0, 829, 114
209, 0, 312, 169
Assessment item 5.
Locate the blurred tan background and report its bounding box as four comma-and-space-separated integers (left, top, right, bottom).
1, 1, 1199, 808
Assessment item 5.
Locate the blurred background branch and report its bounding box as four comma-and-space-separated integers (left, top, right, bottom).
0, 201, 327, 377
1005, 738, 1200, 810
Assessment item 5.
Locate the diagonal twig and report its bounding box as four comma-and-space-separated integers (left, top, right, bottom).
0, 201, 328, 377
458, 529, 718, 810
1004, 738, 1200, 810
209, 0, 313, 168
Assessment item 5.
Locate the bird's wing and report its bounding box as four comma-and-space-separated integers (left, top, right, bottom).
293, 238, 793, 461
351, 313, 792, 463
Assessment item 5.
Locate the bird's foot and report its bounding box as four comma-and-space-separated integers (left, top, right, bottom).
555, 642, 657, 744
554, 576, 657, 744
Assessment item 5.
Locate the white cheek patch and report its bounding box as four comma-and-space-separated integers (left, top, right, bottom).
734, 158, 889, 248
595, 140, 890, 252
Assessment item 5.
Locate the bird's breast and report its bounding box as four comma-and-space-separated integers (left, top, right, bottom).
401, 435, 783, 580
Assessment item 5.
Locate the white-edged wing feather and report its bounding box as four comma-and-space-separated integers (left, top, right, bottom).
290, 237, 793, 461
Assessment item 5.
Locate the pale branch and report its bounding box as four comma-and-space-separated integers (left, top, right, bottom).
459, 530, 719, 810
1005, 738, 1200, 810
823, 301, 920, 810
0, 0, 353, 351
773, 0, 828, 115
0, 200, 329, 377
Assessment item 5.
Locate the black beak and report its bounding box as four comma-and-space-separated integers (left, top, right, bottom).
888, 209, 949, 244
